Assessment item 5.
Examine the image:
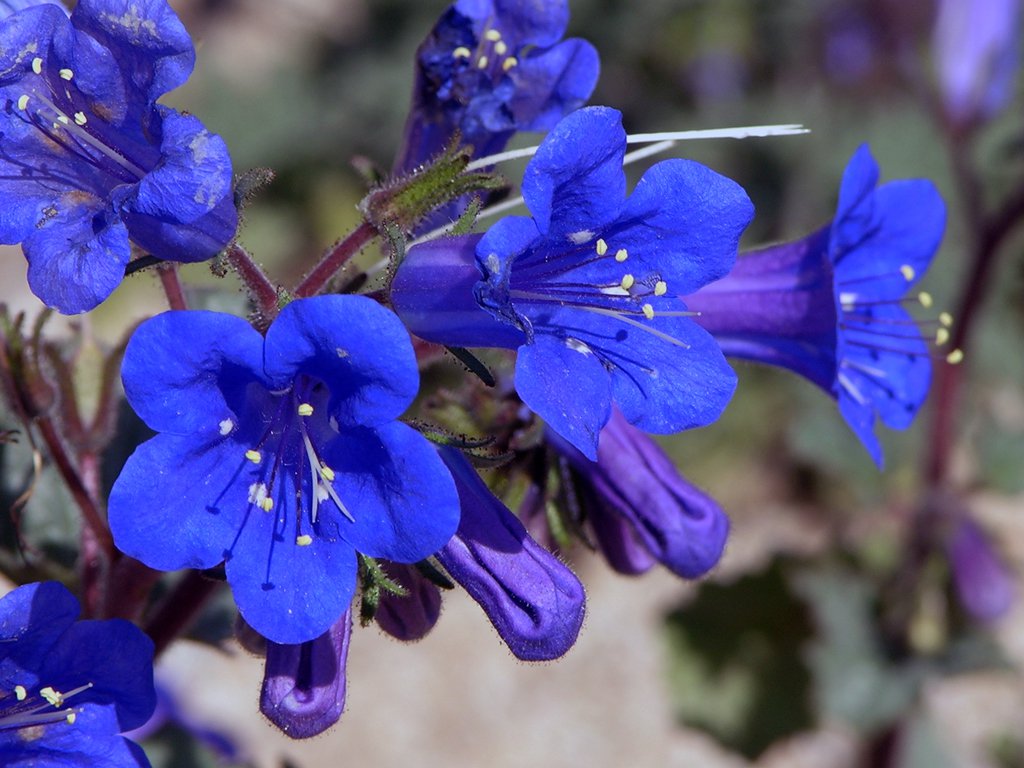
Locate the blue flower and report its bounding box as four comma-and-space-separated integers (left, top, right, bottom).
0, 0, 237, 314
108, 296, 460, 645
0, 581, 156, 768
549, 407, 730, 579
393, 0, 599, 173
685, 144, 947, 466
436, 447, 585, 661
391, 106, 753, 459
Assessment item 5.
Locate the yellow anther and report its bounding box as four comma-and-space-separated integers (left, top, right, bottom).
620, 274, 635, 290
654, 281, 668, 296
596, 238, 608, 256
31, 57, 42, 75
614, 248, 628, 262
66, 712, 76, 724
494, 40, 508, 55
56, 114, 69, 125
14, 686, 26, 701
320, 466, 336, 482
219, 419, 234, 436
477, 55, 489, 69
918, 291, 933, 308
297, 403, 314, 416
73, 111, 87, 126
16, 95, 28, 111
484, 29, 502, 41
259, 497, 274, 512
935, 327, 950, 346
40, 687, 62, 708
452, 46, 471, 59
642, 304, 655, 320
899, 264, 916, 281
502, 57, 518, 71
59, 68, 73, 81
946, 349, 964, 365
245, 449, 262, 464
939, 312, 953, 327
296, 534, 313, 547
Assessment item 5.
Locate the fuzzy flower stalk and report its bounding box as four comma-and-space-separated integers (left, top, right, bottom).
684, 145, 948, 466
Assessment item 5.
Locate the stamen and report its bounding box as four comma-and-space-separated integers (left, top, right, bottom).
320, 466, 336, 482
219, 419, 234, 436
900, 265, 916, 281
297, 403, 314, 416
578, 306, 692, 349
453, 46, 471, 59
620, 274, 635, 290
596, 238, 608, 256
245, 449, 262, 464
39, 687, 63, 708
642, 303, 655, 320
654, 281, 667, 296
58, 68, 73, 81
31, 57, 42, 75
946, 349, 964, 365
939, 312, 953, 327
918, 291, 933, 308
296, 534, 313, 546
73, 111, 86, 126
14, 686, 26, 701
65, 711, 76, 724
615, 248, 628, 262
16, 95, 28, 111
477, 56, 489, 69
502, 57, 518, 71
936, 327, 950, 346
494, 40, 508, 55
484, 29, 502, 41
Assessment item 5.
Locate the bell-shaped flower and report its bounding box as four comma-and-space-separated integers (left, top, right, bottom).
0, 0, 237, 313
374, 562, 443, 642
391, 106, 753, 459
549, 407, 729, 579
685, 144, 947, 466
260, 611, 351, 739
108, 296, 460, 645
0, 581, 156, 767
394, 0, 599, 174
436, 447, 585, 661
947, 516, 1015, 623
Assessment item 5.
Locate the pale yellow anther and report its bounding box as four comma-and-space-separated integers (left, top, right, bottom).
494, 40, 508, 55
453, 46, 472, 59
14, 685, 26, 701
219, 419, 233, 436
296, 534, 313, 547
900, 264, 916, 281
56, 114, 69, 125
642, 304, 655, 320
484, 29, 502, 41
16, 95, 28, 111
477, 55, 489, 69
918, 291, 933, 308
31, 57, 42, 75
66, 712, 76, 725
939, 312, 953, 327
297, 403, 314, 417
59, 68, 73, 81
620, 274, 635, 290
946, 349, 964, 365
259, 497, 274, 512
245, 449, 262, 464
596, 238, 608, 256
40, 686, 62, 708
320, 466, 336, 482
654, 281, 668, 296
502, 57, 518, 71
935, 327, 950, 346
73, 111, 87, 126
614, 248, 628, 262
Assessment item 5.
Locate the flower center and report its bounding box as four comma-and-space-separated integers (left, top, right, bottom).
451, 25, 519, 87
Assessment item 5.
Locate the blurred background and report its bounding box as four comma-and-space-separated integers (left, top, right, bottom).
3, 0, 1024, 765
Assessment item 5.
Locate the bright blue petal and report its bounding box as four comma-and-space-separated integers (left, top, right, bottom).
23, 196, 130, 313
521, 106, 626, 237
511, 38, 600, 132
109, 433, 255, 571
0, 707, 150, 768
121, 194, 238, 264
0, 583, 78, 683
120, 310, 264, 435
515, 331, 612, 459
832, 143, 881, 254
263, 295, 420, 428
837, 387, 884, 467
319, 422, 460, 561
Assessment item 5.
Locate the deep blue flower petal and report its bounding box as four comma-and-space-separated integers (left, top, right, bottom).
832, 143, 881, 253
0, 4, 62, 83
23, 196, 130, 313
71, 0, 195, 103
225, 513, 358, 645
456, 0, 569, 48
0, 706, 151, 768
837, 387, 883, 466
120, 194, 238, 264
0, 582, 78, 683
515, 332, 611, 460
319, 422, 460, 562
511, 37, 600, 132
264, 296, 420, 428
521, 106, 626, 237
110, 433, 256, 570
375, 562, 443, 642
120, 310, 264, 435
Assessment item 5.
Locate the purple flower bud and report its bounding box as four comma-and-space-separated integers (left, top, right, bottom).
550, 407, 729, 579
375, 562, 443, 642
259, 611, 352, 739
585, 489, 657, 575
437, 447, 586, 661
947, 517, 1015, 622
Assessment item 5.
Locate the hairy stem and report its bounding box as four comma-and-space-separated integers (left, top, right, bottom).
294, 221, 377, 298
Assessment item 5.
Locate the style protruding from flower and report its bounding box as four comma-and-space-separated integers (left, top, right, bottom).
549, 407, 730, 580
0, 0, 237, 313
391, 106, 753, 459
685, 144, 947, 466
108, 296, 460, 645
0, 581, 156, 767
436, 447, 585, 661
394, 0, 599, 174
